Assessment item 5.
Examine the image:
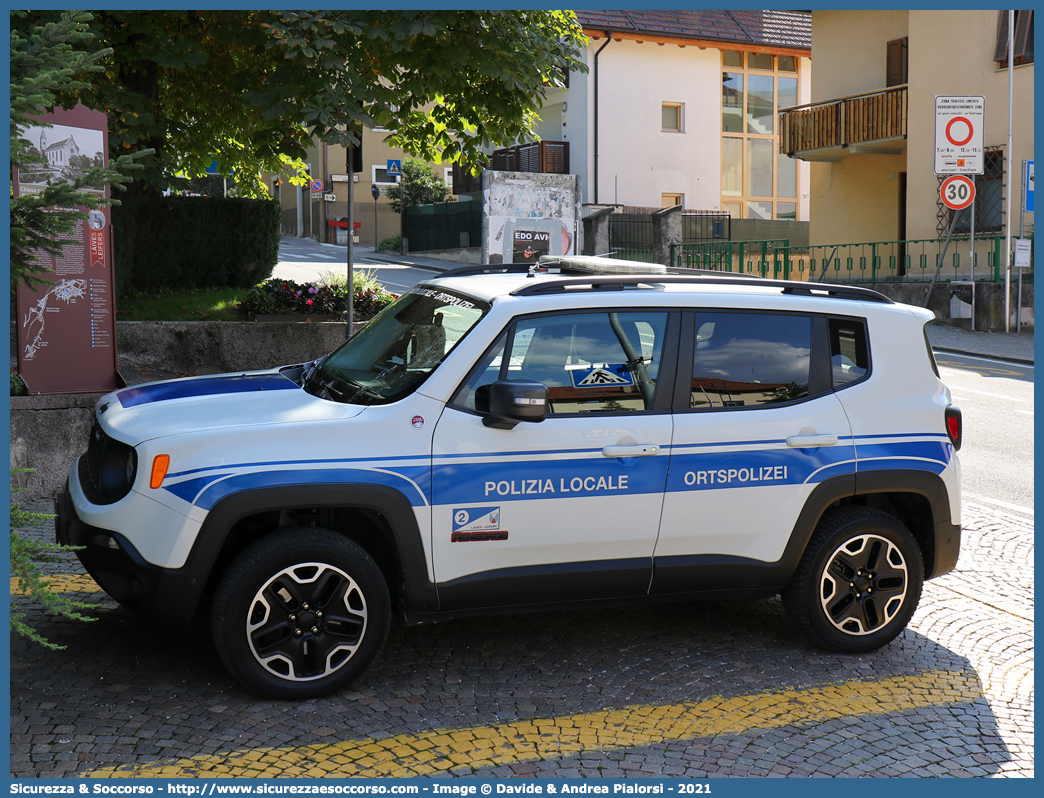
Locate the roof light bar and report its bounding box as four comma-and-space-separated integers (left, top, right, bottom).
536, 255, 666, 275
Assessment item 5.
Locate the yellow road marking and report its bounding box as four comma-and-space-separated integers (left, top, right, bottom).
935, 359, 1025, 377
10, 574, 101, 595
87, 668, 981, 779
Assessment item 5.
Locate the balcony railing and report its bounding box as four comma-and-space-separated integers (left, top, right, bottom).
779, 86, 907, 158
492, 140, 569, 174
452, 141, 569, 194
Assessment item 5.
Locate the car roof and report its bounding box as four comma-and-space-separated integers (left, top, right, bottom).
422, 257, 898, 309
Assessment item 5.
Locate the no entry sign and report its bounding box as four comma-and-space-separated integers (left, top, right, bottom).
941, 174, 976, 210
935, 96, 984, 175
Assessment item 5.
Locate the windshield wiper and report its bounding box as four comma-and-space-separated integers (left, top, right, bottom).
341, 377, 385, 404
302, 371, 346, 401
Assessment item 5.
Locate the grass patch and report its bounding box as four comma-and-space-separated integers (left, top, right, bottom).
116, 287, 247, 321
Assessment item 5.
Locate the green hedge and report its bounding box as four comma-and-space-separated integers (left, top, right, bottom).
112, 196, 280, 296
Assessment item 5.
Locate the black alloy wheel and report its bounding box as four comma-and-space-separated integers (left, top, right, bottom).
212, 528, 390, 699
782, 507, 924, 653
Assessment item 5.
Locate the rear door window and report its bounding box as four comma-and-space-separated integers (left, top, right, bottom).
690, 312, 811, 409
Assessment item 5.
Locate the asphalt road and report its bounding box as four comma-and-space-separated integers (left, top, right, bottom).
933, 352, 1033, 518
271, 239, 441, 294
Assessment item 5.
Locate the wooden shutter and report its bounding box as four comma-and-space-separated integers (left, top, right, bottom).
995, 11, 1011, 62
1014, 10, 1033, 59
886, 38, 908, 86
995, 10, 1033, 63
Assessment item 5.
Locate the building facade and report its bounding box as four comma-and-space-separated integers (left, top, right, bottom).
268, 128, 453, 249
543, 10, 812, 222
780, 9, 1034, 249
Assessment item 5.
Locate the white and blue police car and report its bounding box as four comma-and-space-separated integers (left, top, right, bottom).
57, 257, 962, 698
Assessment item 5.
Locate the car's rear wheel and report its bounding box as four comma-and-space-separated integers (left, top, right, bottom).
211, 528, 390, 699
783, 507, 923, 652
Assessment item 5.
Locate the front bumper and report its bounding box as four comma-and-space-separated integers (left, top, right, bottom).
55, 483, 205, 627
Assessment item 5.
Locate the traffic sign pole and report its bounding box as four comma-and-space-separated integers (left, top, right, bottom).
346, 149, 354, 338
969, 188, 976, 330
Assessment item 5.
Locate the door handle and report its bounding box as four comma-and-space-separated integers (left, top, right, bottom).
602, 444, 660, 457
786, 434, 838, 448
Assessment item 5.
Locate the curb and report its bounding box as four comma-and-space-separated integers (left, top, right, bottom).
931, 346, 1034, 366
364, 253, 448, 272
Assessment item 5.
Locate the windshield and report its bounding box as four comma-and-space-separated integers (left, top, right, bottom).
304, 286, 490, 404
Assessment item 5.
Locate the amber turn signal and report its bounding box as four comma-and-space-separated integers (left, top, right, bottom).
150, 455, 170, 489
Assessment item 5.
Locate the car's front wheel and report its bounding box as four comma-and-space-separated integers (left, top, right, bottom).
783, 508, 923, 652
211, 528, 390, 699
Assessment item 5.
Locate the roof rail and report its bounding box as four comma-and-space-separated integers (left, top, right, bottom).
437, 264, 534, 278
437, 257, 665, 279
509, 274, 894, 303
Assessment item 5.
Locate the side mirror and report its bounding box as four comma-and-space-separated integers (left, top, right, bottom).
483, 380, 549, 429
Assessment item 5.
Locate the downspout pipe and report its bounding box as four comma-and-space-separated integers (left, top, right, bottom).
593, 32, 612, 205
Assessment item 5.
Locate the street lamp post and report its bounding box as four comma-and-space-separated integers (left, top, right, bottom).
371, 182, 380, 249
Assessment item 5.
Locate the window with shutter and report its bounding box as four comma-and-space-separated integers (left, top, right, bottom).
995, 10, 1034, 66
886, 38, 908, 87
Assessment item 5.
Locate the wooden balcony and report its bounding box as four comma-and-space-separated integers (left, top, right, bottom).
779, 86, 907, 161
452, 141, 570, 194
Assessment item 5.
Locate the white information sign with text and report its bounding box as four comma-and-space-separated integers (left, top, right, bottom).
935, 96, 984, 175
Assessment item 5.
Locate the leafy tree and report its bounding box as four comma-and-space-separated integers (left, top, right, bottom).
384, 158, 452, 214
9, 10, 147, 290
15, 10, 587, 198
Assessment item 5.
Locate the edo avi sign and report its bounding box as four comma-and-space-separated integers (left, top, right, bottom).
934, 96, 984, 175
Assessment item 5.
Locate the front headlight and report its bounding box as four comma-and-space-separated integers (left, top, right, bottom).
82, 422, 138, 504
98, 439, 137, 502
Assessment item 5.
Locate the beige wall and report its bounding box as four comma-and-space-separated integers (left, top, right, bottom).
810, 154, 907, 245
808, 9, 1034, 249
905, 9, 1034, 240
811, 10, 908, 100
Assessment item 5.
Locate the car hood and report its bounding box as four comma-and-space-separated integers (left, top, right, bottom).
98, 370, 364, 444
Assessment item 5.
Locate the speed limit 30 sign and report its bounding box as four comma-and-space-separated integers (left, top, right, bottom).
941, 174, 975, 210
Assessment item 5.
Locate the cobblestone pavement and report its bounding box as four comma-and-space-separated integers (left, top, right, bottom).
10, 501, 1032, 779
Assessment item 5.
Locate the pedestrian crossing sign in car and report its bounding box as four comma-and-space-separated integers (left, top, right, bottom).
570, 365, 634, 388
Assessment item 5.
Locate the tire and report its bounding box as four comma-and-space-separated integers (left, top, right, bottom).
782, 507, 923, 653
211, 528, 390, 699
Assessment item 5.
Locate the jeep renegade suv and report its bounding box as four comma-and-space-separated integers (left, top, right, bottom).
57, 257, 962, 698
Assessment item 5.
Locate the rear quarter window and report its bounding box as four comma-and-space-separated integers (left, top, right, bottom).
829, 317, 870, 388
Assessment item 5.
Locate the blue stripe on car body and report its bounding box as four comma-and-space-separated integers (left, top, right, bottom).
117, 373, 298, 408
158, 436, 951, 509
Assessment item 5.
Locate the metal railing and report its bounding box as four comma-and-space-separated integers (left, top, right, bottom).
671, 240, 791, 276
777, 236, 1032, 283
671, 235, 1033, 283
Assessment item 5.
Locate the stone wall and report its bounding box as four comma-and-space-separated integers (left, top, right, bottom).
117, 320, 356, 375
869, 280, 1033, 332
11, 320, 358, 500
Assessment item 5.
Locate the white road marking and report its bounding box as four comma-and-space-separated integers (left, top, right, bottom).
950, 386, 1028, 401
964, 492, 1034, 516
